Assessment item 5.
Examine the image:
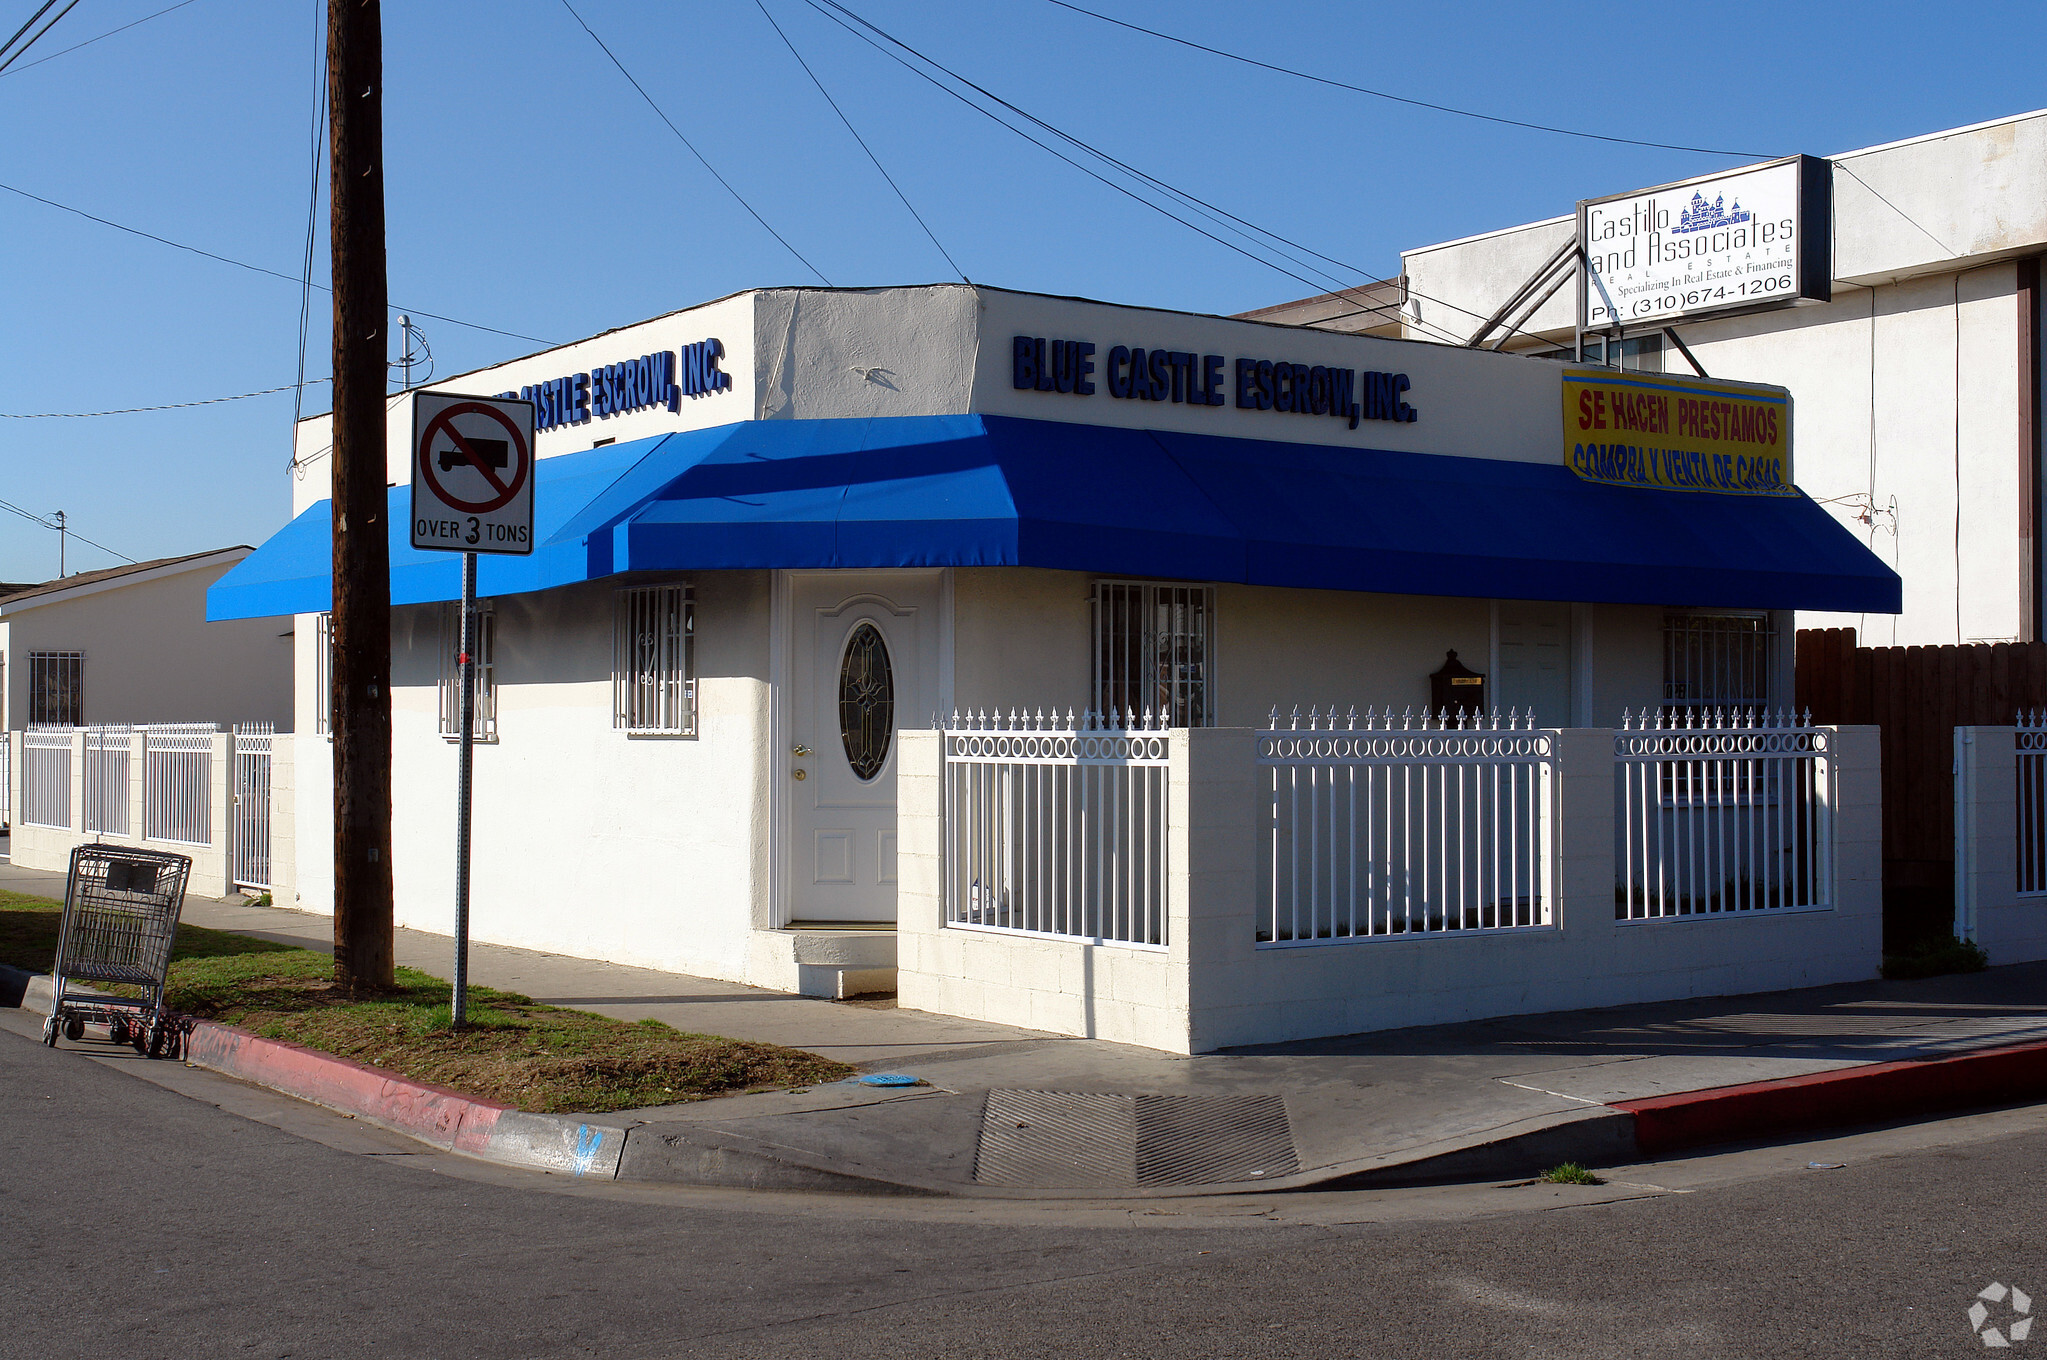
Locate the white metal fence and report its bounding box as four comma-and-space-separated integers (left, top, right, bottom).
144, 725, 216, 847
83, 725, 132, 836
2016, 711, 2047, 897
941, 710, 1170, 947
1614, 709, 1832, 920
1259, 707, 1558, 944
231, 723, 274, 890
22, 727, 72, 830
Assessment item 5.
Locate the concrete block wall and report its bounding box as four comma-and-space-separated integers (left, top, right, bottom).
896, 728, 1193, 1049
1956, 726, 2047, 964
900, 724, 1888, 1054
3, 730, 260, 900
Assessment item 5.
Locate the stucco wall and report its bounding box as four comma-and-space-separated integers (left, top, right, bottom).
950, 570, 1674, 727
2, 557, 290, 729
950, 568, 1092, 716
290, 291, 760, 516
1674, 267, 2023, 646
290, 571, 774, 986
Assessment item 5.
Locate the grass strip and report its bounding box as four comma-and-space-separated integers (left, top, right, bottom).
1, 892, 851, 1113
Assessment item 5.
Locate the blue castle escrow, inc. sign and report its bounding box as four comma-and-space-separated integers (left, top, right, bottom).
500, 337, 731, 433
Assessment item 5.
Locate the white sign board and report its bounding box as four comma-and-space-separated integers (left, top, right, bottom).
409, 390, 536, 555
1579, 155, 1830, 330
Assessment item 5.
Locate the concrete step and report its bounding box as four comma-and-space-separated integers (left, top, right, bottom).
749, 925, 897, 999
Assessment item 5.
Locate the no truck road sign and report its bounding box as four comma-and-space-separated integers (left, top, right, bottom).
410, 390, 536, 555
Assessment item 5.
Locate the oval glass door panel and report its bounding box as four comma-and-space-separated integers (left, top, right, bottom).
838, 622, 894, 782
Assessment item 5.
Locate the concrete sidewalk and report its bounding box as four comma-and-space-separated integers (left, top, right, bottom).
6, 853, 2046, 1196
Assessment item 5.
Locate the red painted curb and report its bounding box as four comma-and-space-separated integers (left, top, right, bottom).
182, 1021, 509, 1154
1614, 1039, 2047, 1156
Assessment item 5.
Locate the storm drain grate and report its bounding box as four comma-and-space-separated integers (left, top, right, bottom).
974, 1090, 1298, 1189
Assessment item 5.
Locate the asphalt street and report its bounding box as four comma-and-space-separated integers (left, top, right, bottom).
3, 1020, 2042, 1360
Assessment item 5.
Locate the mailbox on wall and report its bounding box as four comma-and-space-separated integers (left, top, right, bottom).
1430, 650, 1487, 719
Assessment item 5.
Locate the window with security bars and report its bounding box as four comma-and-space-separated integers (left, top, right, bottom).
437, 603, 497, 741
1661, 612, 1778, 804
1091, 581, 1214, 726
1662, 612, 1775, 715
29, 651, 83, 726
613, 584, 695, 735
314, 613, 334, 737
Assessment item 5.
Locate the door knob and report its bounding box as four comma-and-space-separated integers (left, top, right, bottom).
793, 744, 813, 757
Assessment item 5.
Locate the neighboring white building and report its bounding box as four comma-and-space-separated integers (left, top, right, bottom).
1257, 109, 2047, 649
0, 548, 292, 732
210, 283, 1895, 1043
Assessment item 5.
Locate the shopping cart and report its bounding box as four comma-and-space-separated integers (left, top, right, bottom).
40, 844, 194, 1060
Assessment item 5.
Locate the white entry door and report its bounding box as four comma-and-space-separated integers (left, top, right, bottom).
786, 572, 945, 923
1495, 602, 1574, 727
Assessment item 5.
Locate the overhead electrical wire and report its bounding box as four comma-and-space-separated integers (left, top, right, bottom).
1038, 0, 1775, 160
807, 0, 1528, 347
0, 497, 138, 565
2, 378, 326, 418
0, 179, 556, 345
290, 0, 327, 473
753, 0, 968, 283
0, 0, 202, 79
560, 0, 833, 286
0, 0, 79, 76
803, 0, 1450, 340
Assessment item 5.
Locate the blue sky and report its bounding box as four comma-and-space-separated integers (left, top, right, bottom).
1, 0, 2040, 583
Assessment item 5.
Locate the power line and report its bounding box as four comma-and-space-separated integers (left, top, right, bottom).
1, 377, 326, 418
815, 0, 1432, 332
0, 1, 63, 60
1039, 0, 1775, 160
0, 0, 201, 78
0, 497, 138, 565
559, 0, 833, 285
0, 0, 76, 75
1833, 159, 1956, 259
753, 0, 967, 283
807, 1, 1517, 347
290, 0, 327, 472
803, 0, 1417, 333
0, 179, 556, 346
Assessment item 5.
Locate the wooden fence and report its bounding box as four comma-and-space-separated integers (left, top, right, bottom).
1796, 627, 2047, 944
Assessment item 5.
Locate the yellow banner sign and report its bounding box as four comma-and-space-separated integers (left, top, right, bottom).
1562, 368, 1793, 496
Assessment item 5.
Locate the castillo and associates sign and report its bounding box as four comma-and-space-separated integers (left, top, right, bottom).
1579, 154, 1832, 330
1563, 368, 1792, 496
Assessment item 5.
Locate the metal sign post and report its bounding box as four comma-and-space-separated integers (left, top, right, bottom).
454, 549, 476, 1027
409, 391, 535, 1028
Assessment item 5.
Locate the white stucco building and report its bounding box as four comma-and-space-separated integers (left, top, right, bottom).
0, 548, 291, 732
1257, 109, 2047, 649
210, 283, 1897, 1048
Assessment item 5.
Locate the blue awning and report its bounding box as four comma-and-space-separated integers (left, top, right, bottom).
207, 413, 1901, 620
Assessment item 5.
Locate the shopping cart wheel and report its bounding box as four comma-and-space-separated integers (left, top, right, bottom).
129, 1025, 148, 1055
42, 1015, 58, 1047
146, 1023, 167, 1059
108, 1016, 130, 1046
164, 1030, 184, 1062
62, 1014, 85, 1043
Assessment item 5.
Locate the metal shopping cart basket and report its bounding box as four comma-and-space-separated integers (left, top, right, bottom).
40, 844, 194, 1060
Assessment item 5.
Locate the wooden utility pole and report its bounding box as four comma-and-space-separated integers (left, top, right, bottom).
328, 0, 394, 992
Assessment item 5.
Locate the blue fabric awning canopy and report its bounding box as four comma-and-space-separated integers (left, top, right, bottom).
207, 413, 1901, 620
